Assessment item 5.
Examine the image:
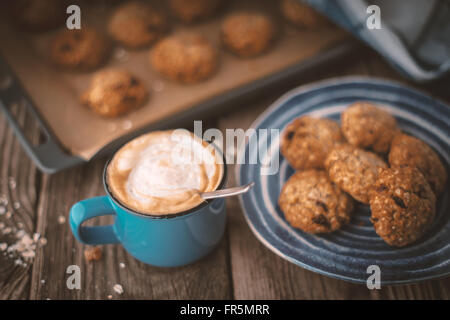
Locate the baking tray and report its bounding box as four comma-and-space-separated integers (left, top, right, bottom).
0, 1, 358, 173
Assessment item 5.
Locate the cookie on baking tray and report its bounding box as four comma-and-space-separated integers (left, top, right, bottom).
81, 69, 148, 117
50, 27, 111, 71
370, 166, 436, 247
341, 102, 398, 154
221, 11, 277, 58
278, 170, 354, 234
325, 144, 388, 204
108, 0, 168, 49
389, 133, 447, 196
280, 0, 330, 29
150, 32, 219, 84
168, 0, 223, 23
280, 116, 344, 170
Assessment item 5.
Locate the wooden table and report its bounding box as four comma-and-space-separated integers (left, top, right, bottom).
0, 49, 449, 300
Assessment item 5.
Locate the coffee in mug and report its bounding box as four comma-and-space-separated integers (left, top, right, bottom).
70, 129, 227, 267
106, 129, 224, 215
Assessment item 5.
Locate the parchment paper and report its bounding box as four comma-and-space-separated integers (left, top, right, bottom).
0, 1, 348, 160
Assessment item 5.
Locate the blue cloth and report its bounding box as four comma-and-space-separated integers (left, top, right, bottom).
307, 0, 450, 82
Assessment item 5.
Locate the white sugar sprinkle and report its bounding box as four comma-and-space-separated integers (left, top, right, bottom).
8, 177, 16, 189
16, 230, 26, 238
113, 284, 124, 294
13, 202, 21, 210
22, 250, 35, 259
0, 195, 8, 205
8, 234, 35, 261
57, 215, 66, 224
119, 262, 125, 269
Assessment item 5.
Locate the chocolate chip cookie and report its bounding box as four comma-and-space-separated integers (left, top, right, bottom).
82, 69, 148, 117
389, 133, 447, 196
8, 0, 66, 32
280, 0, 330, 29
221, 12, 277, 58
150, 33, 219, 84
279, 170, 354, 234
280, 116, 344, 170
341, 102, 398, 154
50, 27, 111, 71
169, 0, 223, 23
325, 144, 388, 204
108, 1, 168, 49
370, 166, 436, 247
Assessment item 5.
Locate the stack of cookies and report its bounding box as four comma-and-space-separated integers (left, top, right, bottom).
7, 0, 331, 118
278, 102, 447, 247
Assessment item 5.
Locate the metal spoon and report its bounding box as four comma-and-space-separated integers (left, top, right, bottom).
201, 182, 255, 200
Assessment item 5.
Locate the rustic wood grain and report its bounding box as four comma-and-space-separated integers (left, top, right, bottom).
0, 101, 40, 299
1, 51, 448, 300
29, 122, 232, 300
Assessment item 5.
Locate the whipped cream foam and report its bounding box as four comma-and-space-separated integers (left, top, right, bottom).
107, 130, 224, 215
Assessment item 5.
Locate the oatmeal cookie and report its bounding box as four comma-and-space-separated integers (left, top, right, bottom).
370, 166, 436, 247
108, 1, 168, 49
341, 102, 398, 154
82, 69, 148, 117
150, 33, 219, 84
325, 144, 388, 204
221, 12, 277, 58
280, 116, 344, 170
169, 0, 223, 23
279, 170, 354, 234
280, 0, 330, 29
8, 0, 67, 32
50, 27, 111, 71
389, 133, 447, 195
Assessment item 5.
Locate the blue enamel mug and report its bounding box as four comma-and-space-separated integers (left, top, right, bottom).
69, 155, 227, 267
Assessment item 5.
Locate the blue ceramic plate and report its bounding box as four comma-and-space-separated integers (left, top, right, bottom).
236, 77, 450, 285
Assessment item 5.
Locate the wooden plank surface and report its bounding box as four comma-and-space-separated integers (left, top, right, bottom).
29, 127, 232, 300
0, 102, 41, 299
0, 51, 449, 300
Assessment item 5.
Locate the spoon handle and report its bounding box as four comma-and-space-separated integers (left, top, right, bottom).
201, 182, 255, 200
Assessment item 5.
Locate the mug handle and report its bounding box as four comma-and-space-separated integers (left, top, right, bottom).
70, 196, 120, 245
